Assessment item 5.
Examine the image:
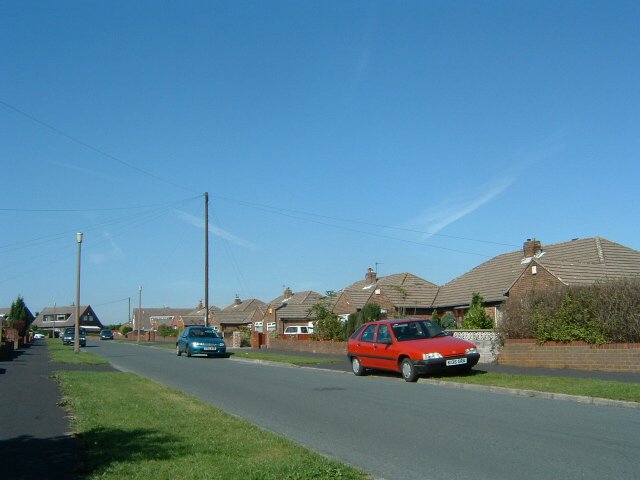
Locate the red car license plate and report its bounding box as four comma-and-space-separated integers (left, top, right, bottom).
446, 358, 467, 366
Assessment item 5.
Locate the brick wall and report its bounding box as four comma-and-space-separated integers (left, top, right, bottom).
498, 339, 640, 372
267, 336, 347, 356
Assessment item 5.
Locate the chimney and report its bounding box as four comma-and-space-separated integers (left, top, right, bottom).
523, 239, 542, 258
365, 267, 377, 284
283, 287, 293, 300
234, 295, 242, 306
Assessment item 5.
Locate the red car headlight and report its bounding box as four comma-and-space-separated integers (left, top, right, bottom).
422, 352, 443, 360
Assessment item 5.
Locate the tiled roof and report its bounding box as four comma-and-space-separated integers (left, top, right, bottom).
215, 299, 265, 325
434, 237, 640, 308
215, 310, 263, 325
221, 298, 265, 312
269, 291, 323, 320
341, 272, 439, 310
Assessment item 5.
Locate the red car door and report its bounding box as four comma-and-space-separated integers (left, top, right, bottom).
373, 324, 400, 372
353, 324, 378, 368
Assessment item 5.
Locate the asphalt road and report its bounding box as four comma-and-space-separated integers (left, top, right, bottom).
91, 340, 640, 480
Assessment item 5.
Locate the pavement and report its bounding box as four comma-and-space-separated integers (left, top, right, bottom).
0, 339, 79, 480
1, 341, 639, 479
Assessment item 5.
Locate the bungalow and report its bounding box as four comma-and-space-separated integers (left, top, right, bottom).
261, 287, 323, 335
132, 307, 195, 332
332, 268, 439, 319
211, 296, 265, 334
33, 305, 103, 334
432, 237, 640, 326
172, 302, 221, 330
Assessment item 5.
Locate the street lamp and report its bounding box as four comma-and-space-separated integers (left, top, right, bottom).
74, 232, 83, 353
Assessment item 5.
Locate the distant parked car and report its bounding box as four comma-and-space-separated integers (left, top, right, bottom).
62, 326, 87, 347
33, 332, 46, 339
176, 326, 227, 358
99, 329, 114, 340
283, 325, 314, 335
347, 319, 480, 382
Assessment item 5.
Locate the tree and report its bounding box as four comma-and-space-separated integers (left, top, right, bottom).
309, 301, 343, 341
462, 292, 493, 329
431, 309, 441, 325
440, 311, 457, 329
8, 295, 31, 337
120, 325, 133, 336
345, 303, 382, 338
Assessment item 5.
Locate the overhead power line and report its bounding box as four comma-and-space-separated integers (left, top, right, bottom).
0, 99, 197, 193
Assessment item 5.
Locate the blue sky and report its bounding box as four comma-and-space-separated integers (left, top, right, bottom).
2, 1, 639, 325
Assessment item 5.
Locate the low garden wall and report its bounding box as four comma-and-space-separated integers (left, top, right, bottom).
450, 330, 502, 364
267, 336, 347, 356
498, 339, 640, 373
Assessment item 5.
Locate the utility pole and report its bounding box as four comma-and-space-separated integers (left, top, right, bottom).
137, 286, 142, 344
204, 192, 209, 327
128, 296, 131, 326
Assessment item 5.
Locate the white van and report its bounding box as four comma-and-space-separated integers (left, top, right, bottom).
283, 325, 314, 335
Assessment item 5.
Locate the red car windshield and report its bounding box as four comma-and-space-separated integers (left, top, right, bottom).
391, 320, 447, 341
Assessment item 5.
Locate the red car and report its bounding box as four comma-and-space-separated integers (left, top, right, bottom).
347, 319, 480, 382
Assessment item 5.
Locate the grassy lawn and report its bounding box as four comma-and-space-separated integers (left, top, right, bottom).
432, 370, 640, 403
229, 350, 344, 366
56, 370, 369, 480
47, 337, 109, 365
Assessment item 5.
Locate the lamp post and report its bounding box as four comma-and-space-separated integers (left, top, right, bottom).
137, 286, 142, 344
74, 232, 83, 354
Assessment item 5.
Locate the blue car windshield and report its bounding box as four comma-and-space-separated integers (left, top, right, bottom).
189, 328, 220, 338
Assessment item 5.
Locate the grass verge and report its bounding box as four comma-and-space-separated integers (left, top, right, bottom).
57, 371, 369, 480
229, 350, 343, 366
432, 371, 640, 403
47, 337, 109, 365
145, 341, 344, 366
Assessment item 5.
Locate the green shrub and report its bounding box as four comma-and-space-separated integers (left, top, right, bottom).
157, 324, 177, 337
440, 312, 457, 329
309, 300, 344, 341
120, 325, 133, 336
462, 292, 493, 329
499, 278, 640, 344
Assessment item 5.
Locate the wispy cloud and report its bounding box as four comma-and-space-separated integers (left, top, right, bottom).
173, 210, 255, 250
405, 176, 516, 239
50, 161, 121, 182
87, 231, 126, 265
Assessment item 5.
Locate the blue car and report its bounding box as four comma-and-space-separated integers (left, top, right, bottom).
176, 326, 227, 358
